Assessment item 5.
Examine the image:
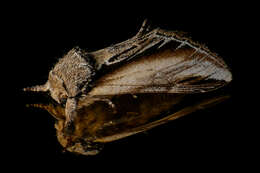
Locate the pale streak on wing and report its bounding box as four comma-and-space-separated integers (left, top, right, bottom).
89, 45, 231, 96
89, 47, 185, 96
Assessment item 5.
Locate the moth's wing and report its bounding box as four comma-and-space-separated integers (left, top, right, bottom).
91, 20, 156, 66
89, 29, 232, 96
94, 95, 229, 143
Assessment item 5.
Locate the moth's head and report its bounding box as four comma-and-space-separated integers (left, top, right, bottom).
23, 71, 68, 104
23, 48, 97, 104
47, 71, 68, 104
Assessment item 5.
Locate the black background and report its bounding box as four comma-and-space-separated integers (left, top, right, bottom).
3, 1, 256, 171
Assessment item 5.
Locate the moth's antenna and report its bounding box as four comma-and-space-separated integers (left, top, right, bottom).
23, 82, 49, 92
26, 103, 64, 120
26, 103, 51, 109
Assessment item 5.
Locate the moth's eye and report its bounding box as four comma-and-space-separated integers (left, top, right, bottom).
59, 94, 67, 104
60, 97, 67, 104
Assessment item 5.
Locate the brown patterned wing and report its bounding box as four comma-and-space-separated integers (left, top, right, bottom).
89, 29, 232, 97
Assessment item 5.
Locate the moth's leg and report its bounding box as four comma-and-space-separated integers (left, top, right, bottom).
64, 98, 78, 134
100, 98, 115, 108
100, 98, 117, 114
79, 94, 115, 108
90, 97, 117, 113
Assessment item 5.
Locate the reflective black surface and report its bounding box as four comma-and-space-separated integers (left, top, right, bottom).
4, 2, 253, 171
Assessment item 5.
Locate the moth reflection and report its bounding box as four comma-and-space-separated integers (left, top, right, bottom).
28, 92, 229, 155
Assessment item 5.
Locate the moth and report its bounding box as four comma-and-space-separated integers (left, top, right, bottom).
24, 20, 232, 155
